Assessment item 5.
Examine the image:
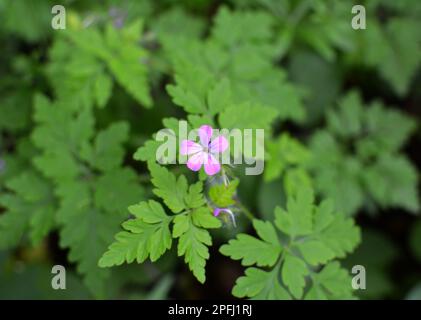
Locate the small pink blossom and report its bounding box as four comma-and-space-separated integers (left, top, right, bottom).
180, 125, 228, 176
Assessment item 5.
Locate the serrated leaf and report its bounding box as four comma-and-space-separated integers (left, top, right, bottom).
220, 234, 280, 267
305, 262, 354, 300
363, 154, 419, 213
220, 219, 280, 267
219, 102, 277, 131
309, 90, 418, 216
208, 179, 239, 207
133, 139, 161, 162
232, 268, 278, 298
99, 200, 172, 267
177, 217, 212, 283
207, 78, 231, 115
166, 84, 206, 114
57, 181, 120, 297
274, 187, 314, 237
223, 186, 360, 300
128, 200, 168, 223
296, 240, 335, 266
63, 21, 152, 107
265, 133, 310, 182
362, 18, 421, 96
317, 214, 361, 258
147, 161, 188, 213
94, 72, 113, 108
173, 214, 190, 238
191, 207, 221, 229
184, 182, 206, 209
281, 253, 308, 299
95, 168, 143, 214
0, 171, 55, 248
82, 121, 129, 172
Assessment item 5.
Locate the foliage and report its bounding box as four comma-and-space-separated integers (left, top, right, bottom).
307, 91, 418, 216
0, 0, 420, 300
220, 187, 360, 299
99, 161, 221, 284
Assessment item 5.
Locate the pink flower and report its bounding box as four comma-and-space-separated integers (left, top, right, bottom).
180, 125, 228, 176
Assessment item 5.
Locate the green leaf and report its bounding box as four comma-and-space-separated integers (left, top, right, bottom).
326, 91, 363, 139
191, 207, 222, 229
63, 21, 152, 107
173, 214, 190, 238
32, 94, 95, 182
232, 267, 290, 299
222, 186, 360, 299
1, 0, 52, 42
165, 61, 214, 115
128, 200, 169, 223
208, 179, 239, 207
207, 78, 231, 115
281, 253, 308, 299
32, 94, 95, 151
326, 91, 416, 155
305, 262, 354, 300
212, 7, 274, 46
166, 84, 206, 114
316, 214, 361, 259
0, 171, 55, 248
57, 181, 120, 297
99, 200, 172, 267
94, 168, 143, 214
308, 90, 418, 216
133, 139, 161, 162
363, 154, 419, 213
177, 217, 212, 283
147, 161, 188, 213
362, 18, 421, 96
94, 73, 113, 108
296, 240, 335, 266
265, 133, 310, 182
184, 182, 206, 209
308, 132, 364, 216
232, 267, 269, 298
152, 7, 205, 40
360, 102, 416, 156
219, 102, 277, 131
163, 6, 305, 123
82, 122, 129, 172
274, 187, 314, 237
220, 219, 281, 267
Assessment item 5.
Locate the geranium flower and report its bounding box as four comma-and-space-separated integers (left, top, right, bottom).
180, 125, 228, 176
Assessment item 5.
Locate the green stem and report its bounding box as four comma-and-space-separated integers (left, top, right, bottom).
236, 201, 255, 221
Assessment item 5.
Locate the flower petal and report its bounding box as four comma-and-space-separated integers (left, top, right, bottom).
180, 140, 203, 155
198, 125, 213, 147
204, 153, 221, 176
187, 151, 205, 171
213, 208, 222, 217
209, 135, 228, 154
